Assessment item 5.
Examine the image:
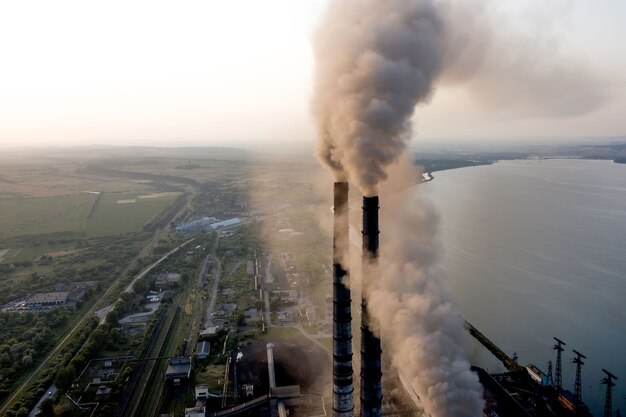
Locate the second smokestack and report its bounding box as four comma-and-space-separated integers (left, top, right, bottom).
361, 196, 382, 417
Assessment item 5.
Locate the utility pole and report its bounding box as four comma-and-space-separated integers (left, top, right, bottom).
572, 349, 586, 404
546, 360, 553, 388
602, 369, 617, 417
553, 337, 566, 391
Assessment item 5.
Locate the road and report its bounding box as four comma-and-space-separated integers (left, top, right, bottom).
264, 253, 273, 284
263, 290, 272, 326
0, 237, 196, 414
124, 237, 197, 293
27, 384, 57, 417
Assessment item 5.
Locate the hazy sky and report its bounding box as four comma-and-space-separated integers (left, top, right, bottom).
0, 0, 624, 148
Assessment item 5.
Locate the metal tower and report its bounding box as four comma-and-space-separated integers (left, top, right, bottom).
553, 337, 566, 391
546, 360, 554, 387
602, 369, 617, 417
572, 349, 586, 404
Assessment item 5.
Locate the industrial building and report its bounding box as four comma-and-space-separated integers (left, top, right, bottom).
155, 273, 181, 289
165, 357, 191, 385
196, 341, 211, 360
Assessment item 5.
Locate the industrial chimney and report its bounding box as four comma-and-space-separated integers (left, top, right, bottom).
361, 196, 382, 417
333, 182, 354, 417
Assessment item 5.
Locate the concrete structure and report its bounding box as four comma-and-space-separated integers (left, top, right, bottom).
155, 273, 181, 289
243, 384, 254, 398
210, 218, 241, 230
95, 385, 112, 401
184, 406, 205, 417
166, 357, 191, 384
195, 384, 209, 401
361, 196, 382, 417
196, 340, 211, 359
176, 216, 218, 234
22, 287, 86, 310
267, 343, 276, 389
332, 182, 354, 417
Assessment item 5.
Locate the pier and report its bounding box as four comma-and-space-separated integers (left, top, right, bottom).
464, 319, 523, 371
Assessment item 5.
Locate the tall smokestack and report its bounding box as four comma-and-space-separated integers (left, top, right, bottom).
361, 196, 382, 417
333, 182, 354, 417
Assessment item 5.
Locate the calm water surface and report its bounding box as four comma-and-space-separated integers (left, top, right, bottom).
425, 159, 626, 415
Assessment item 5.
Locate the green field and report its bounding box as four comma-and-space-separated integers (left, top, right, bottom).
0, 194, 98, 238
84, 193, 178, 236
0, 192, 177, 240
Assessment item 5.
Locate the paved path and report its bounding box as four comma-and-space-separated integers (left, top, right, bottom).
124, 238, 196, 293
27, 384, 57, 417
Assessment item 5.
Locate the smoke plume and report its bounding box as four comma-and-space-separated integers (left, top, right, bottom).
438, 1, 608, 118
312, 0, 445, 196
375, 159, 484, 417
312, 0, 609, 194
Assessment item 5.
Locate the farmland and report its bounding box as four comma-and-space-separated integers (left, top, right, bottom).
0, 194, 98, 239
0, 191, 180, 241
84, 192, 180, 236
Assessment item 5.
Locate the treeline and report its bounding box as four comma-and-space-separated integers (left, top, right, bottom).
414, 158, 494, 174
2, 314, 98, 417
83, 164, 197, 186
142, 193, 189, 232
0, 235, 145, 306
0, 311, 70, 399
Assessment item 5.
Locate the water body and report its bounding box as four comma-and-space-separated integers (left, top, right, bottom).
424, 159, 626, 416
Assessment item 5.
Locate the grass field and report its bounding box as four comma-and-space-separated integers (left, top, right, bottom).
0, 241, 78, 263
0, 192, 177, 241
0, 194, 98, 238
84, 192, 178, 236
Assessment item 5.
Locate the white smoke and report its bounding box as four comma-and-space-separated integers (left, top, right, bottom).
373, 159, 484, 417
312, 0, 445, 196
312, 0, 608, 194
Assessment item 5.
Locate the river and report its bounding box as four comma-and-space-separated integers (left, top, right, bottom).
424, 159, 626, 416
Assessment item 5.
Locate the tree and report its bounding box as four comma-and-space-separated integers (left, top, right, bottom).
132, 278, 148, 294
15, 407, 29, 417
54, 365, 75, 391
39, 398, 54, 416
106, 309, 119, 326
21, 354, 33, 367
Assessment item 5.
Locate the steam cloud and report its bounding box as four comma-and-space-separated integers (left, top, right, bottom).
438, 1, 608, 118
375, 160, 484, 417
312, 0, 445, 196
312, 0, 608, 194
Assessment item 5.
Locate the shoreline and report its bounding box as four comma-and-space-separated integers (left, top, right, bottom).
418, 156, 626, 184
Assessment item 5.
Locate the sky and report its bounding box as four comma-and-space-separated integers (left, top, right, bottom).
0, 0, 625, 148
